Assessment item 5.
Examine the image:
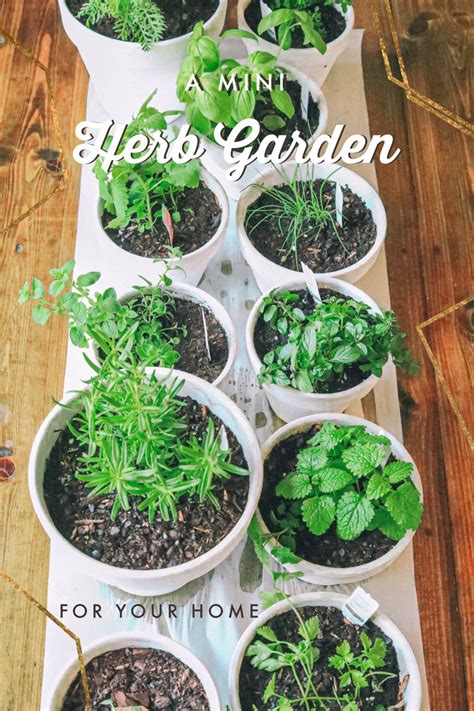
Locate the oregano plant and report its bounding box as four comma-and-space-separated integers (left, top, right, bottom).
18, 256, 185, 368
271, 422, 423, 547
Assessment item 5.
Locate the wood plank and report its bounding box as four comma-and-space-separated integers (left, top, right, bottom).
0, 1, 88, 709
357, 1, 472, 708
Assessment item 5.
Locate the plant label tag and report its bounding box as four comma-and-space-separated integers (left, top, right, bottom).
201, 307, 212, 362
219, 425, 229, 451
342, 587, 379, 625
335, 182, 344, 226
260, 1, 277, 40
301, 261, 321, 302
300, 83, 310, 121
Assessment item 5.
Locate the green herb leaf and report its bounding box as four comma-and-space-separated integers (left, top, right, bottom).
336, 490, 374, 540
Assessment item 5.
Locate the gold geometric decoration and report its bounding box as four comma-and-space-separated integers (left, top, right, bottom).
0, 570, 92, 710
0, 27, 69, 236
370, 0, 474, 137
416, 296, 474, 450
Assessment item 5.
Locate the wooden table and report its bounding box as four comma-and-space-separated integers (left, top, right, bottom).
0, 1, 472, 709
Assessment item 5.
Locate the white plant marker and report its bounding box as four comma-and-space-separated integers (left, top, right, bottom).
342, 587, 379, 626
201, 307, 212, 362
301, 261, 321, 302
300, 82, 310, 121
335, 181, 344, 227
260, 1, 277, 40
219, 425, 229, 451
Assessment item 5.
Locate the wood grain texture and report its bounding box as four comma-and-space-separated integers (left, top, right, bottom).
0, 1, 472, 709
357, 2, 473, 709
0, 2, 88, 709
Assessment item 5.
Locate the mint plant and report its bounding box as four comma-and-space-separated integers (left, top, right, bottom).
258, 290, 419, 393
77, 0, 166, 50
70, 353, 248, 522
93, 93, 201, 238
18, 258, 184, 368
177, 22, 298, 140
271, 422, 423, 548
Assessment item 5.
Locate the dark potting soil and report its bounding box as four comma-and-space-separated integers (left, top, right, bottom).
130, 293, 228, 382
254, 288, 372, 393
239, 606, 405, 710
43, 400, 249, 570
245, 0, 347, 49
245, 179, 377, 273
62, 646, 209, 711
254, 79, 321, 142
261, 426, 395, 568
67, 0, 219, 42
102, 181, 222, 260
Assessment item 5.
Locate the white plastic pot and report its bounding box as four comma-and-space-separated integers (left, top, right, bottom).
90, 282, 237, 388
29, 369, 263, 596
237, 0, 355, 86
96, 168, 230, 286
237, 161, 387, 291
246, 275, 388, 421
47, 631, 221, 711
228, 591, 422, 711
58, 0, 227, 120
258, 413, 423, 585
201, 61, 328, 200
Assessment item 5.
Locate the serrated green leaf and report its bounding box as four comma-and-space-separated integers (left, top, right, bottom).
301, 495, 335, 535
297, 446, 328, 475
271, 545, 300, 564
385, 481, 423, 531
336, 490, 374, 540
342, 442, 386, 478
366, 471, 392, 500
372, 507, 406, 541
298, 615, 319, 641
384, 460, 414, 484
319, 467, 353, 493
276, 472, 312, 500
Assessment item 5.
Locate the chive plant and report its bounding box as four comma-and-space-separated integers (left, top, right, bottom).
246, 167, 348, 269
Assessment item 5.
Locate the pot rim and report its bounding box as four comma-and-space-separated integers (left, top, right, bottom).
237, 0, 355, 53
96, 167, 229, 266
245, 275, 381, 403
236, 160, 387, 281
58, 0, 227, 49
28, 368, 263, 582
228, 591, 422, 711
48, 630, 221, 711
257, 412, 423, 579
89, 281, 237, 388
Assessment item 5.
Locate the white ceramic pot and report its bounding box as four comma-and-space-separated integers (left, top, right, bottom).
58, 0, 228, 120
96, 168, 230, 286
237, 0, 355, 86
246, 275, 388, 421
47, 631, 221, 710
29, 369, 263, 596
258, 413, 423, 585
237, 161, 387, 291
90, 282, 237, 388
201, 61, 328, 200
228, 591, 422, 711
